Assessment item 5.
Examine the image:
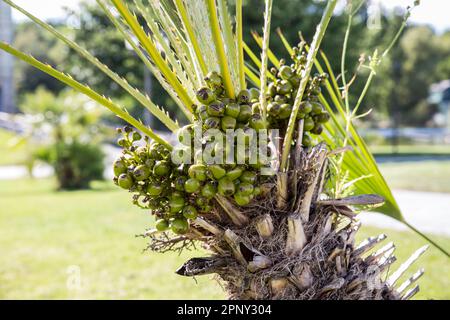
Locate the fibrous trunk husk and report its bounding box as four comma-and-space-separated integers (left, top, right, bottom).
165, 145, 427, 300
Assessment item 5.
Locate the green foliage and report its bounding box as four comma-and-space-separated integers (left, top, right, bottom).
19, 88, 107, 189
35, 141, 104, 190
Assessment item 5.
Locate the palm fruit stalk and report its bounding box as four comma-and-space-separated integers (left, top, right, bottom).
3, 0, 439, 300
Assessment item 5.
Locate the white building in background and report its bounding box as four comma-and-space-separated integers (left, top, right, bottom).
0, 1, 16, 113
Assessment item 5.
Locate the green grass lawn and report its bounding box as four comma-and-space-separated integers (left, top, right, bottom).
0, 129, 28, 166
370, 144, 450, 156
379, 160, 450, 193
0, 178, 448, 299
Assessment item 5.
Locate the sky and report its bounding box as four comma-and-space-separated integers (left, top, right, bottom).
10, 0, 450, 33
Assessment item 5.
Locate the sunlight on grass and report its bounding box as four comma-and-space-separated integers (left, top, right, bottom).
0, 178, 448, 299
379, 161, 450, 193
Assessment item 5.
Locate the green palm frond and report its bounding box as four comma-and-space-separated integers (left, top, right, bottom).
3, 0, 179, 132
0, 42, 170, 148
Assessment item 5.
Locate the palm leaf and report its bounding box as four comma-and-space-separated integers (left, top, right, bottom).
3, 0, 179, 132
0, 42, 170, 148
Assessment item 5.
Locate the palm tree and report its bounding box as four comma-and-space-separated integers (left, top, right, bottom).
1, 0, 445, 299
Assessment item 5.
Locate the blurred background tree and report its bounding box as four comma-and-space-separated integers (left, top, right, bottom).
19, 88, 108, 189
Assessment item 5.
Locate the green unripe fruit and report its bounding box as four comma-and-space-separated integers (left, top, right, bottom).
133, 165, 150, 181
310, 86, 321, 96
207, 164, 226, 180
182, 205, 198, 220
237, 89, 250, 104
204, 117, 221, 129
135, 146, 148, 159
197, 105, 209, 120
153, 160, 170, 176
174, 176, 188, 191
267, 82, 277, 97
117, 138, 128, 148
147, 182, 163, 196
302, 134, 312, 147
207, 101, 225, 117
237, 105, 252, 122
234, 192, 251, 206
297, 112, 306, 120
249, 113, 267, 130
196, 86, 215, 104
201, 204, 213, 213
279, 65, 293, 80
218, 177, 236, 196
311, 101, 323, 115
267, 102, 281, 117
315, 112, 330, 123
238, 182, 254, 196
225, 103, 241, 118
240, 171, 257, 184
226, 167, 243, 181
252, 103, 262, 114
188, 164, 207, 181
253, 186, 262, 196
155, 219, 170, 232
201, 182, 217, 199
171, 218, 189, 234
196, 196, 209, 207
289, 75, 301, 87
304, 117, 315, 131
299, 101, 313, 114
169, 197, 185, 214
221, 116, 237, 131
310, 123, 323, 135
113, 159, 127, 176
132, 132, 142, 141
205, 71, 222, 87
249, 88, 260, 102
274, 95, 287, 103
184, 178, 201, 193
277, 80, 293, 95
118, 173, 133, 189
279, 104, 293, 119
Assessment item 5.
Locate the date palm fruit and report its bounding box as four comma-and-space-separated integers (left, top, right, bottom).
225, 103, 241, 118
249, 113, 267, 130
171, 217, 189, 234
237, 105, 252, 122
207, 101, 225, 117
204, 117, 221, 129
240, 171, 257, 184
205, 71, 223, 88
218, 177, 235, 196
311, 101, 324, 115
169, 196, 185, 214
184, 178, 201, 193
302, 133, 312, 147
310, 123, 324, 135
113, 159, 127, 176
267, 102, 281, 117
267, 82, 277, 97
201, 182, 217, 199
237, 89, 250, 104
248, 88, 260, 102
196, 86, 215, 104
238, 182, 254, 196
207, 165, 226, 180
279, 104, 293, 119
147, 182, 164, 196
133, 165, 151, 181
277, 80, 293, 95
182, 205, 198, 220
153, 160, 170, 176
117, 173, 133, 190
221, 116, 237, 131
188, 164, 207, 181
226, 166, 243, 181
233, 192, 251, 206
155, 219, 170, 232
299, 101, 313, 114
279, 65, 293, 80
303, 117, 315, 131
315, 112, 330, 123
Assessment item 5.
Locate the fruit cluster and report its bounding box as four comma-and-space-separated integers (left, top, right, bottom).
263, 44, 330, 147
